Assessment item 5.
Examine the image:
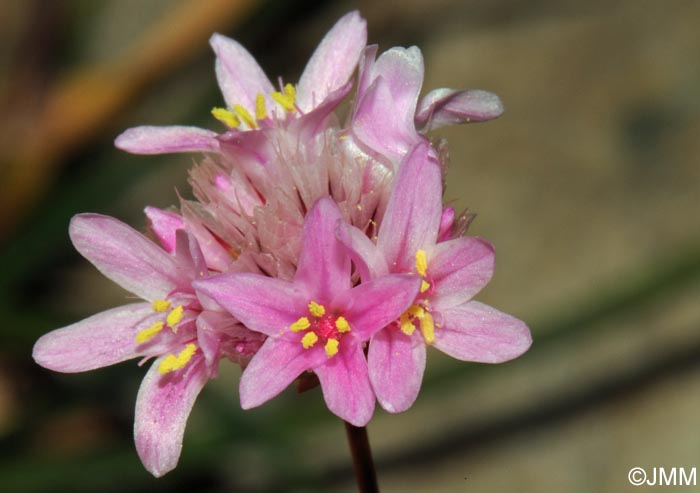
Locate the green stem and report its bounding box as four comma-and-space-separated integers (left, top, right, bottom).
344, 421, 379, 493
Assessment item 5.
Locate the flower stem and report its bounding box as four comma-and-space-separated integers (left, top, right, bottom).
344, 421, 379, 493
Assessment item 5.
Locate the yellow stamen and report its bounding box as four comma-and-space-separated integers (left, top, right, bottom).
335, 316, 351, 333
399, 312, 416, 336
308, 301, 326, 317
420, 312, 435, 345
271, 83, 297, 112
166, 305, 185, 328
291, 317, 311, 332
420, 280, 431, 293
301, 331, 319, 349
408, 304, 425, 319
211, 107, 240, 128
416, 250, 428, 277
135, 321, 164, 344
255, 93, 267, 120
233, 104, 258, 129
325, 338, 340, 358
158, 343, 197, 374
152, 299, 171, 312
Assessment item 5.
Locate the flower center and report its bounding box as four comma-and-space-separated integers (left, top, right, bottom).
290, 301, 351, 357
211, 83, 297, 130
396, 250, 437, 343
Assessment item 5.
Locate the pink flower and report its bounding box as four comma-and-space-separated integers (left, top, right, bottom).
32, 214, 263, 477
351, 44, 504, 167
337, 141, 532, 413
194, 197, 421, 425
114, 11, 367, 155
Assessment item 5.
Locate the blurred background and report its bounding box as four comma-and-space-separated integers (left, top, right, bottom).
1, 0, 699, 491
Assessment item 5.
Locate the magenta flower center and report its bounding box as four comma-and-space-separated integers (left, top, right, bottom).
290, 301, 352, 358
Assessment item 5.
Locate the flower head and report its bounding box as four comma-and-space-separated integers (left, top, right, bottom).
194, 197, 421, 425
32, 213, 263, 476
338, 141, 532, 412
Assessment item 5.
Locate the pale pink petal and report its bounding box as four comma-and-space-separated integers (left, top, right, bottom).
180, 201, 232, 273
296, 11, 367, 112
32, 303, 151, 372
114, 126, 220, 154
174, 230, 207, 280
376, 141, 442, 271
437, 207, 455, 242
294, 80, 353, 140
239, 337, 326, 409
352, 76, 417, 162
210, 33, 274, 113
434, 301, 532, 363
193, 273, 307, 337
429, 237, 495, 310
415, 88, 504, 132
368, 329, 426, 413
335, 273, 421, 340
134, 355, 209, 477
370, 46, 423, 124
69, 214, 182, 301
356, 45, 378, 102
145, 206, 184, 253
335, 220, 387, 282
294, 197, 351, 301
315, 338, 374, 426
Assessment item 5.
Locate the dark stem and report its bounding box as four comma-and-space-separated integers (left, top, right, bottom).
344, 421, 379, 493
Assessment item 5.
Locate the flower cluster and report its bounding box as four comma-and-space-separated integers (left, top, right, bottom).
33, 12, 531, 477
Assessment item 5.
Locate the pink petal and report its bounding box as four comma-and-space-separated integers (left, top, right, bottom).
415, 88, 504, 132
376, 141, 443, 271
33, 303, 151, 372
145, 206, 184, 253
134, 355, 209, 477
429, 237, 495, 311
433, 301, 532, 363
352, 46, 423, 161
352, 76, 417, 163
193, 273, 307, 337
114, 126, 220, 154
293, 80, 353, 140
294, 197, 351, 301
335, 220, 388, 282
180, 201, 232, 273
69, 214, 182, 301
210, 33, 274, 114
336, 273, 421, 340
296, 11, 367, 112
239, 337, 326, 409
368, 329, 426, 413
315, 338, 375, 426
174, 230, 207, 280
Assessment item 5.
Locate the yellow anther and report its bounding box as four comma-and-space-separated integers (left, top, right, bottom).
301, 331, 319, 349
291, 317, 311, 332
335, 316, 351, 333
233, 104, 258, 129
255, 93, 267, 120
420, 312, 435, 345
158, 343, 197, 374
152, 299, 171, 312
211, 107, 240, 128
399, 313, 416, 336
271, 83, 297, 113
166, 305, 185, 328
325, 338, 340, 358
408, 304, 425, 320
420, 280, 431, 293
416, 250, 428, 277
135, 321, 164, 344
308, 301, 326, 317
